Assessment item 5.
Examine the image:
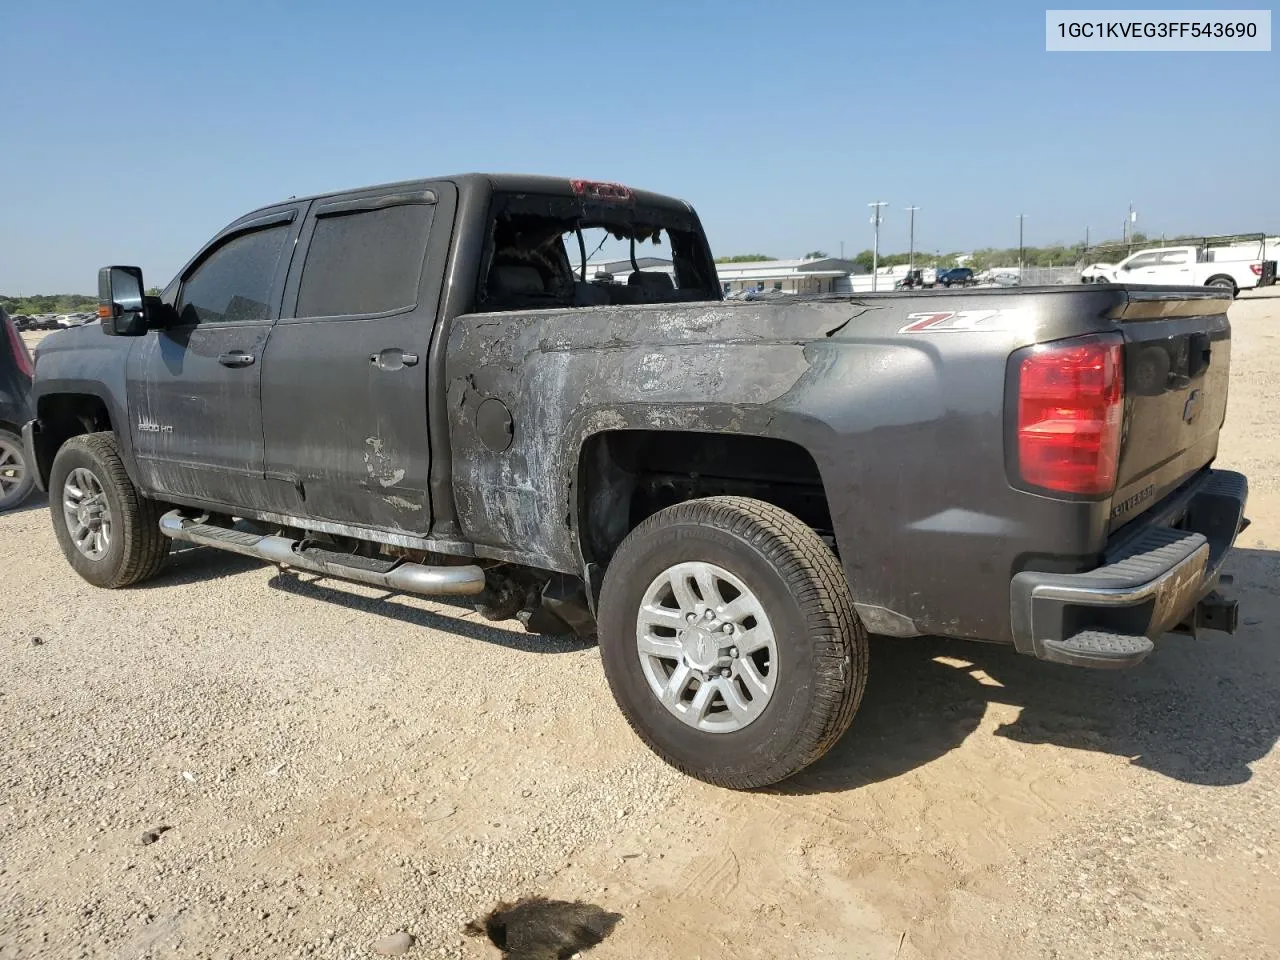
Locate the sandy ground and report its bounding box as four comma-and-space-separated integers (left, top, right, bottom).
3, 292, 1279, 960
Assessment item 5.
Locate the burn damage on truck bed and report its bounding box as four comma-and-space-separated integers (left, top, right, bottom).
445, 296, 872, 579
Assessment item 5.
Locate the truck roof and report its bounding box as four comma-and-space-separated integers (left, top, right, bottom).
238, 173, 695, 221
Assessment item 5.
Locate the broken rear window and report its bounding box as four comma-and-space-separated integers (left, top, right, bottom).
476, 191, 719, 312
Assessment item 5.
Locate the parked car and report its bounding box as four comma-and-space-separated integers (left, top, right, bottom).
0, 307, 36, 511
1083, 245, 1274, 296
23, 173, 1248, 789
894, 269, 925, 289
936, 267, 975, 287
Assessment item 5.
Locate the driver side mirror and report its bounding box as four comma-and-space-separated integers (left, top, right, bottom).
98, 265, 148, 336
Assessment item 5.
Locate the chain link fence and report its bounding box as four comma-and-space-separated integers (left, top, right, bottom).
1013, 266, 1082, 285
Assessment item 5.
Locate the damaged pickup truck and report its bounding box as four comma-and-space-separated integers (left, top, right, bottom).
24, 174, 1249, 788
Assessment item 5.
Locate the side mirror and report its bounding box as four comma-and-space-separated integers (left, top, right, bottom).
98, 266, 148, 336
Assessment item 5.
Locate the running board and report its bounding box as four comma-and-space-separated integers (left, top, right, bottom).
158, 511, 486, 597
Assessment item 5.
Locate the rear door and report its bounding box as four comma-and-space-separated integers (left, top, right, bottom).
1146, 248, 1194, 284
126, 207, 302, 505
1108, 290, 1232, 531
261, 182, 455, 537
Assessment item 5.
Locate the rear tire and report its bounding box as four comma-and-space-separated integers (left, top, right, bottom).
1206, 275, 1238, 297
49, 432, 170, 588
597, 496, 867, 789
0, 428, 35, 511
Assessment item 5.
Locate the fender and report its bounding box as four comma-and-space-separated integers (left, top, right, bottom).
27, 326, 145, 492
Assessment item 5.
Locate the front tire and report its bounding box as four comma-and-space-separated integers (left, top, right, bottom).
49, 432, 170, 588
597, 496, 867, 789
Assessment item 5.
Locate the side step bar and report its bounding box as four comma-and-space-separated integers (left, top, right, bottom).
158, 511, 486, 597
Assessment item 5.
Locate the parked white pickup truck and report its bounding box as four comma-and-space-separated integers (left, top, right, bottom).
1081, 245, 1272, 295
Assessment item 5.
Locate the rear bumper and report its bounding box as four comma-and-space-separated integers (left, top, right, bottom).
1010, 469, 1248, 669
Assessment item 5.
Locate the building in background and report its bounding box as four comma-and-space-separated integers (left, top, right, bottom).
713, 257, 867, 295
583, 256, 674, 281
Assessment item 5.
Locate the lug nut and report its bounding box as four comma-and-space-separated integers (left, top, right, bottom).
722, 623, 734, 634
720, 668, 731, 678
704, 609, 715, 620
686, 613, 697, 623
729, 647, 739, 658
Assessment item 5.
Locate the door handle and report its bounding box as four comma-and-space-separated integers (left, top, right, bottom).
218, 352, 256, 368
369, 349, 419, 370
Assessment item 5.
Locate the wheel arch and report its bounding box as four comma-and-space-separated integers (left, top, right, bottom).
32, 391, 139, 491
574, 425, 836, 574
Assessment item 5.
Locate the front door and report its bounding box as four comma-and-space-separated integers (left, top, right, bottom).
261, 183, 452, 537
127, 210, 300, 506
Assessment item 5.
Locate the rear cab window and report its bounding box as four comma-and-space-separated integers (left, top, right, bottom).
476, 186, 719, 313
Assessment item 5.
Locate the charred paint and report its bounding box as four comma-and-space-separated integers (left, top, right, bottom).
442, 286, 1169, 644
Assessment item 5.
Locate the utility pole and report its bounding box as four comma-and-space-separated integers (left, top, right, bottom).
840, 240, 844, 259
869, 201, 887, 291
905, 205, 919, 271
1085, 225, 1090, 258
1017, 213, 1026, 275
1126, 202, 1137, 254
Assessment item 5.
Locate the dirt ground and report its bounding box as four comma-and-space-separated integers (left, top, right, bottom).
3, 292, 1279, 960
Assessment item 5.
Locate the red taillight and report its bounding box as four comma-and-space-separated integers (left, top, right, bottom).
3, 316, 34, 379
1250, 264, 1263, 276
1016, 336, 1124, 495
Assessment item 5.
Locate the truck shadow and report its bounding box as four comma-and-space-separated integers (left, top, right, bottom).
140, 541, 594, 653
2, 491, 49, 516
781, 546, 1280, 794
264, 569, 595, 655
137, 540, 265, 587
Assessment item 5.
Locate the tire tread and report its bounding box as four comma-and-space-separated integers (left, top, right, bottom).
600, 495, 867, 789
51, 432, 169, 588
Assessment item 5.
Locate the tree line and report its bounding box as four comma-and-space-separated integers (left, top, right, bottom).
1, 293, 98, 315
717, 234, 1188, 273
2, 289, 165, 315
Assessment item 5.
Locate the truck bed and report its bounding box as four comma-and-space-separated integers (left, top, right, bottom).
445, 283, 1234, 645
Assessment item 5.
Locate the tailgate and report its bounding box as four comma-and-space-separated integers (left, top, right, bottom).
1108, 289, 1232, 532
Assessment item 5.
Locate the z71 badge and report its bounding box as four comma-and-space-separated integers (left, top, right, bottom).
899, 310, 1025, 333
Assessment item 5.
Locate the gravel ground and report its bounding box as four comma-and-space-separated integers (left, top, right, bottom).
3, 292, 1280, 959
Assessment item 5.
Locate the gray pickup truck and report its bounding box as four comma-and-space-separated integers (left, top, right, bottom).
23, 174, 1248, 788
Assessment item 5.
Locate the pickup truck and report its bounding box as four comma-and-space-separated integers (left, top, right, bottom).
1082, 244, 1275, 295
22, 174, 1249, 788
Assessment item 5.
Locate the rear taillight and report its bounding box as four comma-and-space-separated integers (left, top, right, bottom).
3, 316, 34, 379
1014, 335, 1124, 495
1251, 264, 1263, 276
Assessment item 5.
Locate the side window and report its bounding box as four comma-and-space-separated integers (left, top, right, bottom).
295, 203, 435, 318
177, 224, 289, 324
1158, 251, 1188, 265
1124, 253, 1156, 270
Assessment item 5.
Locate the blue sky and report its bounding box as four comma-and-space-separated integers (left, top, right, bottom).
2, 0, 1275, 293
